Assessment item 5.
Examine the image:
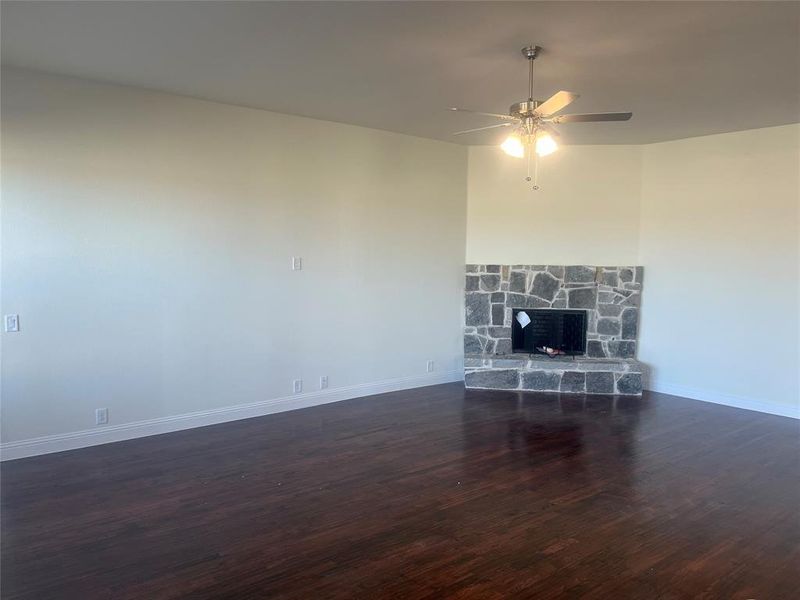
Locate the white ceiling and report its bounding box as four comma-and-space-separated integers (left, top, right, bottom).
2, 1, 798, 145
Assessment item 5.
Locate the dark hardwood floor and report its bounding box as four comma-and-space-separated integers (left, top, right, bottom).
2, 384, 798, 599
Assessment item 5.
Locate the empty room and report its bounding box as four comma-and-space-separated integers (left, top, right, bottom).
1, 1, 798, 598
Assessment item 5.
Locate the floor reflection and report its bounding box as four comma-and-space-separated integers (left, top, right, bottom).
460, 389, 645, 489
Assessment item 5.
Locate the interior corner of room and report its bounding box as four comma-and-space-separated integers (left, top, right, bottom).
466, 125, 799, 416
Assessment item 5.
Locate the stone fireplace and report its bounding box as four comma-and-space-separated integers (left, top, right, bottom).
464, 264, 645, 395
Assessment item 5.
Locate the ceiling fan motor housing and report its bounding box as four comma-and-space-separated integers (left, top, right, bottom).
509, 100, 541, 119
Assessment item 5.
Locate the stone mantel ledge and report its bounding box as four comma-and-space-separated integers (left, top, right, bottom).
465, 353, 644, 372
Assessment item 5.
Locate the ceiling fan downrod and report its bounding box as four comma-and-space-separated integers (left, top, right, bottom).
523, 45, 541, 103
510, 45, 544, 124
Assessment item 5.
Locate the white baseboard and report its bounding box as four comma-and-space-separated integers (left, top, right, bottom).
647, 380, 799, 419
0, 370, 464, 461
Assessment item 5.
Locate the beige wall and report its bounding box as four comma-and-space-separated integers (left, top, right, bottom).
638, 125, 799, 414
466, 144, 642, 265
1, 69, 467, 449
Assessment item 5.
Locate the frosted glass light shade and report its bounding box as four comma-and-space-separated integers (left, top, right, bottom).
500, 134, 525, 158
535, 133, 558, 156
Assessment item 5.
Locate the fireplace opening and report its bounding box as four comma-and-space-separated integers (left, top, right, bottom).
512, 308, 587, 356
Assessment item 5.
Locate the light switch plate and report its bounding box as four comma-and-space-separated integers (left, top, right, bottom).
4, 314, 19, 333
291, 257, 302, 271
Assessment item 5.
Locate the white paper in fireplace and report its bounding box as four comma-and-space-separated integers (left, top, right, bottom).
516, 311, 531, 329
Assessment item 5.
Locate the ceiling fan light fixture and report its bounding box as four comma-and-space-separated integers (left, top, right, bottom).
450, 45, 632, 186
535, 132, 558, 156
501, 134, 525, 158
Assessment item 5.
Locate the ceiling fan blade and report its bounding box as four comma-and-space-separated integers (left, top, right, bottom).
533, 91, 579, 117
449, 107, 518, 121
452, 123, 512, 135
550, 112, 633, 123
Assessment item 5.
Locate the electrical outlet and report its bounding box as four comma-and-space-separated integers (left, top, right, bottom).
426, 360, 434, 373
95, 408, 108, 425
4, 314, 19, 333
291, 256, 302, 271
320, 375, 328, 389
293, 379, 303, 394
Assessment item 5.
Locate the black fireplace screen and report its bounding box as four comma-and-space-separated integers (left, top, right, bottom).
512, 308, 587, 355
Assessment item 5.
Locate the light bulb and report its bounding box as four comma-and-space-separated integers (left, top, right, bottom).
535, 132, 558, 156
500, 134, 525, 158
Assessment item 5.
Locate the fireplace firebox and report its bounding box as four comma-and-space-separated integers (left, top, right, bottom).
512, 308, 587, 355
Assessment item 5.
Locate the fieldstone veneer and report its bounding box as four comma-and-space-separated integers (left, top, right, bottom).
464, 264, 645, 395
464, 264, 643, 358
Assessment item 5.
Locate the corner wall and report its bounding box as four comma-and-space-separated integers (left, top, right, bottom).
466, 144, 642, 265
1, 69, 468, 457
638, 125, 799, 416
466, 125, 799, 417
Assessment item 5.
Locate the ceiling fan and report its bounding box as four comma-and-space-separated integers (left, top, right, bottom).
450, 45, 632, 188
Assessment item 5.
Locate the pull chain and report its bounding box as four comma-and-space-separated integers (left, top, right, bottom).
525, 139, 540, 191
526, 146, 532, 182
